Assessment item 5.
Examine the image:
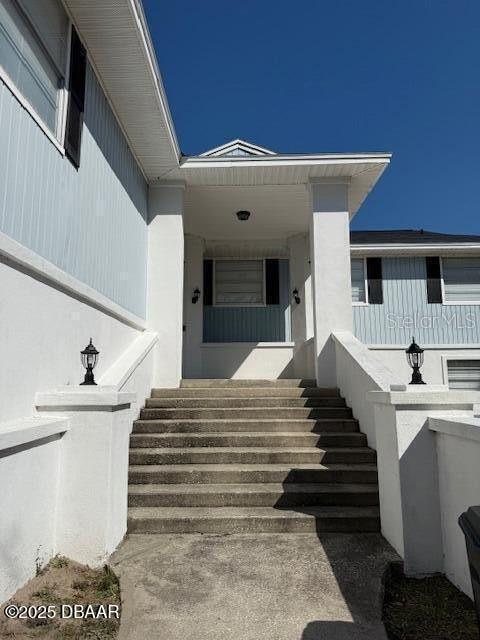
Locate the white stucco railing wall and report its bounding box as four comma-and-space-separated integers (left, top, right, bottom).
429, 415, 480, 597
332, 331, 396, 448
0, 331, 156, 604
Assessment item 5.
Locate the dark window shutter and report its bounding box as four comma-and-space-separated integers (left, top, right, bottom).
426, 257, 442, 303
265, 259, 280, 305
203, 260, 213, 306
367, 257, 383, 304
65, 27, 87, 168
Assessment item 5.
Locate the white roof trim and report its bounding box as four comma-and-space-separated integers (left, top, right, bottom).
350, 243, 480, 256
183, 153, 391, 168
200, 139, 276, 157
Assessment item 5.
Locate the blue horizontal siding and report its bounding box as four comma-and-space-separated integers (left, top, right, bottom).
204, 259, 291, 342
354, 257, 480, 345
0, 62, 148, 317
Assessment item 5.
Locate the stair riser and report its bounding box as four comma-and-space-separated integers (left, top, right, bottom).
129, 434, 367, 448
129, 450, 376, 465
128, 492, 380, 508
133, 420, 359, 434
140, 408, 353, 420
145, 397, 347, 409
128, 468, 378, 485
127, 516, 380, 534
180, 379, 317, 389
152, 388, 340, 399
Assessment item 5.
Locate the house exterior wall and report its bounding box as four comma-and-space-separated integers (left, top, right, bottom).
0, 62, 148, 318
353, 256, 480, 346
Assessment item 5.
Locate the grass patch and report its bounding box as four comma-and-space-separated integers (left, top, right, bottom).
383, 562, 478, 640
0, 557, 121, 639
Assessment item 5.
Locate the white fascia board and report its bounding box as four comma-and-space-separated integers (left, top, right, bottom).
350, 243, 480, 256
181, 153, 391, 169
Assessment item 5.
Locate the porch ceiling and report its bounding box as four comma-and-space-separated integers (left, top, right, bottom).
180, 154, 390, 240
183, 185, 310, 240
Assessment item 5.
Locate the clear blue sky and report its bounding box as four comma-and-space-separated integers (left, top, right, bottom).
143, 0, 480, 233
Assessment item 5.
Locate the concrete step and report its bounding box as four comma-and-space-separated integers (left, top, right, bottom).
128, 482, 380, 508
127, 505, 381, 534
129, 432, 367, 449
139, 407, 353, 420
132, 418, 360, 434
151, 387, 340, 399
128, 446, 376, 466
144, 397, 347, 409
180, 379, 318, 388
128, 463, 378, 485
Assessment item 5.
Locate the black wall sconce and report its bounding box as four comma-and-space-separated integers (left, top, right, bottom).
292, 288, 301, 304
192, 288, 201, 304
236, 210, 251, 221
80, 338, 99, 385
406, 336, 426, 385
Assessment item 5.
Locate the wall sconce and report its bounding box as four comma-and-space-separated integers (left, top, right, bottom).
292, 288, 301, 304
406, 336, 426, 385
192, 288, 201, 304
80, 338, 99, 385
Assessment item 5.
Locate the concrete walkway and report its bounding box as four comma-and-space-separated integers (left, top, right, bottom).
111, 533, 397, 640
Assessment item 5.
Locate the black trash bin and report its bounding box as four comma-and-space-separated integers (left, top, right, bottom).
459, 506, 480, 632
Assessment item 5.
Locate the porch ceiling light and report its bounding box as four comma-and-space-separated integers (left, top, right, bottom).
406, 337, 426, 385
80, 338, 99, 386
236, 210, 251, 221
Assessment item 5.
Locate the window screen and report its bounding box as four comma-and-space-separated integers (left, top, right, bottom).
443, 258, 480, 303
0, 0, 68, 134
214, 260, 264, 306
351, 258, 366, 303
447, 360, 480, 390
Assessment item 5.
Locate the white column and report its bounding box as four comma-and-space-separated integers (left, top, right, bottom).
147, 184, 184, 388
183, 235, 204, 378
288, 234, 314, 378
309, 182, 353, 387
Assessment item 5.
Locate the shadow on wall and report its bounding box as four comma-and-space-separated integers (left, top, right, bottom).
301, 621, 387, 640
198, 343, 297, 379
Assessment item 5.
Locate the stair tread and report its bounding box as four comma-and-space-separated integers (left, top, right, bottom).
128, 505, 380, 519
128, 482, 379, 494
129, 463, 377, 472
130, 431, 364, 439
135, 418, 358, 424
130, 446, 373, 453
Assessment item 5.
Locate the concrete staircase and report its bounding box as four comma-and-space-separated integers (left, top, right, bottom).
127, 379, 380, 534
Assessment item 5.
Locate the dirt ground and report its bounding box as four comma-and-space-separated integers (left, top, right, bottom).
0, 556, 121, 640
383, 563, 478, 640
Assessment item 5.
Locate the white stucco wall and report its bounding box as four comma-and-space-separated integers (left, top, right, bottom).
183, 235, 205, 378
310, 183, 353, 387
430, 416, 480, 598
200, 343, 297, 379
148, 185, 184, 388
372, 346, 480, 387
0, 240, 143, 423
0, 419, 64, 602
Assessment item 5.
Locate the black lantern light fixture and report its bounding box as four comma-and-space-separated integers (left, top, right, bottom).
406, 336, 426, 385
292, 288, 301, 304
236, 210, 251, 221
80, 338, 99, 385
192, 288, 201, 304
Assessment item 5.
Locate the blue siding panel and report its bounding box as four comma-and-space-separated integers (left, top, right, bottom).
0, 63, 148, 317
204, 259, 291, 342
354, 257, 480, 345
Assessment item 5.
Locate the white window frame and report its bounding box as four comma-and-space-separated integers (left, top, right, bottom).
440, 257, 480, 306
351, 256, 369, 306
212, 258, 267, 308
441, 354, 480, 388
0, 0, 72, 154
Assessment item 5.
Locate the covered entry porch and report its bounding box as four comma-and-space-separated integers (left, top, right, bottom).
147, 140, 390, 388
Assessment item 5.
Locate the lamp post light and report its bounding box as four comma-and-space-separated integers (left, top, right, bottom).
406, 337, 426, 385
80, 338, 99, 385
